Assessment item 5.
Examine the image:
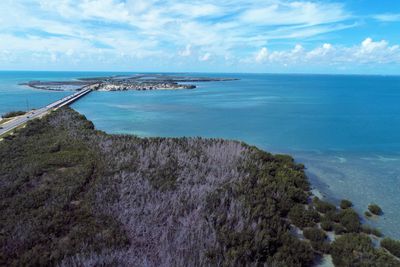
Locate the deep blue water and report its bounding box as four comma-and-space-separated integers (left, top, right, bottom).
1, 71, 400, 238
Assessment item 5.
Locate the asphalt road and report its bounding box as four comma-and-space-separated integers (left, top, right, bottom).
0, 88, 92, 137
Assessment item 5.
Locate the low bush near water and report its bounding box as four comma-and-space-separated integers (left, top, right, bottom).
340, 199, 353, 209
368, 203, 383, 215
0, 107, 398, 267
313, 198, 337, 214
381, 238, 400, 258
1, 110, 26, 118
331, 234, 399, 267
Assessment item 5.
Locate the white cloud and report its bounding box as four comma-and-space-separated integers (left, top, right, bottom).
199, 53, 211, 62
373, 13, 400, 22
255, 47, 268, 63
307, 43, 333, 58
179, 44, 192, 57
50, 52, 58, 62
240, 1, 349, 26
353, 38, 400, 64
0, 0, 355, 61
79, 0, 131, 22
292, 44, 304, 54
170, 3, 222, 18
360, 38, 388, 53
0, 0, 399, 72
254, 38, 400, 66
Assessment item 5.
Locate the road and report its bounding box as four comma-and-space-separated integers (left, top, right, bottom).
0, 88, 92, 137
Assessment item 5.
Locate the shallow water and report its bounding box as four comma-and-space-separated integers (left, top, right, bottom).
1, 71, 399, 238
0, 71, 131, 115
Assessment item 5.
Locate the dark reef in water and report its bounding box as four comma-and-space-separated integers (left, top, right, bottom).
0, 107, 398, 266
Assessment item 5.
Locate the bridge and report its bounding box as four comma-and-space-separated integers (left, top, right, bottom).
0, 88, 92, 137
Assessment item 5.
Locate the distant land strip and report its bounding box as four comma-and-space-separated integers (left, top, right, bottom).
20, 74, 239, 92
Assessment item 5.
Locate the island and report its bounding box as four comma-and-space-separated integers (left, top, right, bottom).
0, 107, 399, 266
21, 74, 239, 92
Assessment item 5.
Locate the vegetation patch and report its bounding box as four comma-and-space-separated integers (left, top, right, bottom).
288, 204, 320, 228
313, 197, 337, 213
331, 234, 399, 267
381, 238, 400, 258
365, 211, 373, 218
320, 219, 333, 231
361, 225, 382, 237
368, 203, 383, 215
332, 223, 346, 235
0, 111, 128, 266
303, 228, 330, 253
1, 110, 26, 118
0, 107, 398, 266
338, 208, 361, 233
0, 118, 11, 126
340, 199, 353, 209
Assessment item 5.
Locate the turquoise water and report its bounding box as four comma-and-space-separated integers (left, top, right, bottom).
1, 71, 400, 238
0, 71, 131, 115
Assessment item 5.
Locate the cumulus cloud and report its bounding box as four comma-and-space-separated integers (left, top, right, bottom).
254, 38, 400, 66
255, 47, 268, 63
179, 44, 192, 57
0, 0, 354, 63
0, 0, 399, 72
353, 38, 400, 64
199, 53, 211, 62
306, 43, 333, 59
360, 38, 388, 53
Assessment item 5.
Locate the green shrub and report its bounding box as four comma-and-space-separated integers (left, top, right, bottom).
361, 226, 383, 237
303, 228, 327, 242
331, 234, 399, 266
320, 220, 333, 231
314, 198, 336, 214
303, 227, 330, 253
338, 209, 361, 233
0, 108, 129, 266
288, 204, 320, 228
325, 210, 341, 223
1, 106, 398, 267
365, 211, 372, 218
208, 146, 317, 266
2, 110, 26, 118
368, 204, 383, 215
340, 199, 353, 209
381, 238, 400, 258
271, 234, 315, 266
333, 224, 346, 235
311, 241, 331, 254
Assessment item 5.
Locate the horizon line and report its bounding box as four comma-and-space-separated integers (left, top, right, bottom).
0, 69, 399, 77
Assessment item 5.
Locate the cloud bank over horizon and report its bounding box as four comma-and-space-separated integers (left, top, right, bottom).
0, 0, 399, 74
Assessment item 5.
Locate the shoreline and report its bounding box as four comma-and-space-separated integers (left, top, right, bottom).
20, 74, 239, 92
94, 126, 398, 240
1, 107, 399, 266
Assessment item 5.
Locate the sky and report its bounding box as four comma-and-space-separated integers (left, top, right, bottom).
0, 0, 399, 74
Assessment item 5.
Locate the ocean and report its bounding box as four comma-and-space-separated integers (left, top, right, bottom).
1, 71, 400, 238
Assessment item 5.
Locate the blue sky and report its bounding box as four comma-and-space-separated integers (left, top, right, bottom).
0, 0, 399, 74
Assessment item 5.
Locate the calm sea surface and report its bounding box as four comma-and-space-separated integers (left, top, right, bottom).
1, 71, 400, 238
